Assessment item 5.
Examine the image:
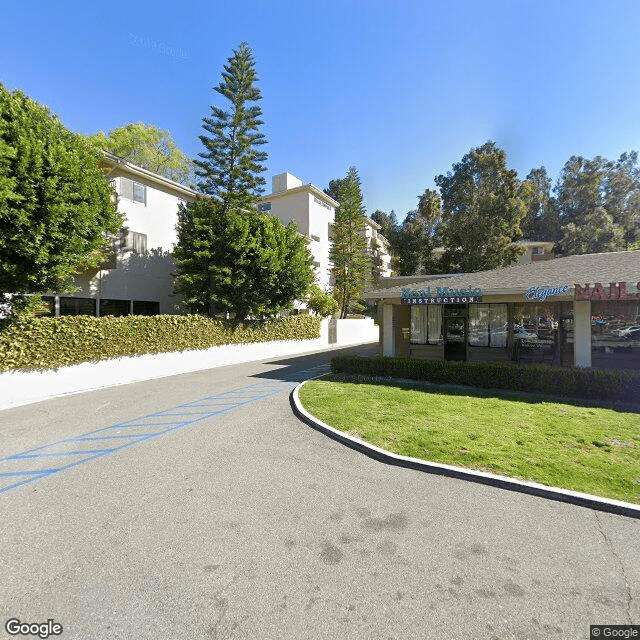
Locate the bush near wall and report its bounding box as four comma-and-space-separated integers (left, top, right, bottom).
0, 315, 322, 372
330, 355, 640, 403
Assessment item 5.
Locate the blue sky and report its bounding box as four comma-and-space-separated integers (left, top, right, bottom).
2, 0, 640, 219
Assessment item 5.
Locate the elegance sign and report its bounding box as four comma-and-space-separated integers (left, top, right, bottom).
574, 282, 640, 301
401, 286, 483, 305
524, 284, 571, 302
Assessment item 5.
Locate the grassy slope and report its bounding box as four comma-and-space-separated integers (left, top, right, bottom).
299, 379, 640, 504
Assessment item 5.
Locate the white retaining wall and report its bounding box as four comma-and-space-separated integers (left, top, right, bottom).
0, 318, 378, 411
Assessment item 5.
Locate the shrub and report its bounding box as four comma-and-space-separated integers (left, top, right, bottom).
330, 355, 640, 403
0, 314, 322, 372
306, 285, 338, 317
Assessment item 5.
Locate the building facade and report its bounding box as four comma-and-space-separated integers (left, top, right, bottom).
43, 152, 198, 317
365, 251, 640, 370
362, 217, 393, 279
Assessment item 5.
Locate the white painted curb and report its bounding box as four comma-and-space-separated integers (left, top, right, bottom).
291, 381, 640, 520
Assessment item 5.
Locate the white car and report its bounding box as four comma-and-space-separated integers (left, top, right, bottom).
613, 325, 640, 339
514, 327, 538, 340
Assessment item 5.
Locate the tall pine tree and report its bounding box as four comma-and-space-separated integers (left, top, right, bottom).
174, 43, 313, 319
195, 41, 267, 212
328, 167, 370, 319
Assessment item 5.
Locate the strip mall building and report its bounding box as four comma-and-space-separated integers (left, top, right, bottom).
364, 251, 640, 370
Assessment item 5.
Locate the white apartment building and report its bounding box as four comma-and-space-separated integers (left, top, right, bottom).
43, 152, 198, 316
42, 163, 387, 317
257, 172, 338, 292
362, 217, 393, 278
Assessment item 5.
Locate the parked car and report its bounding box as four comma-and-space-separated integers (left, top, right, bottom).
612, 325, 640, 339
514, 327, 538, 340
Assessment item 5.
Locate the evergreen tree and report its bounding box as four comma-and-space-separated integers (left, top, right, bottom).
329, 167, 370, 319
0, 84, 121, 300
195, 41, 267, 213
435, 141, 526, 272
174, 198, 313, 318
395, 211, 425, 275
520, 167, 560, 242
174, 43, 313, 319
554, 155, 631, 255
417, 188, 442, 273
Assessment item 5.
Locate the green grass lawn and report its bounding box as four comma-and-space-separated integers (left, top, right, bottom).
298, 379, 640, 504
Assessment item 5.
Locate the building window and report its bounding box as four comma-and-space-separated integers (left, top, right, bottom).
591, 300, 640, 370
532, 246, 545, 255
258, 202, 271, 212
410, 305, 443, 345
468, 304, 508, 347
59, 297, 96, 316
119, 178, 147, 205
120, 230, 148, 254
100, 299, 130, 317
133, 300, 160, 316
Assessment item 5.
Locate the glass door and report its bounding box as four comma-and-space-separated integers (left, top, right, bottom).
444, 316, 467, 361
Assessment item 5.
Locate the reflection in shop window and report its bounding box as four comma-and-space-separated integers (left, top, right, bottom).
468, 304, 507, 347
591, 300, 640, 370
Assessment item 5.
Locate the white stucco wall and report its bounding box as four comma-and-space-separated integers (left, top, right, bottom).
0, 318, 381, 411
114, 173, 187, 251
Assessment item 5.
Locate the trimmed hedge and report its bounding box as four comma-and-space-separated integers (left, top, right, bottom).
331, 355, 640, 403
0, 314, 322, 372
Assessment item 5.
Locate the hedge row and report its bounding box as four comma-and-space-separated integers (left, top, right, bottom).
330, 355, 640, 403
0, 314, 322, 372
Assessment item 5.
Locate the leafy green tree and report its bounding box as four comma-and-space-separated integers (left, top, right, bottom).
329, 167, 370, 318
602, 152, 640, 250
306, 285, 338, 316
553, 154, 637, 255
395, 210, 425, 275
0, 84, 122, 300
370, 209, 400, 275
195, 41, 267, 214
520, 167, 560, 242
416, 188, 442, 273
435, 141, 526, 272
174, 43, 313, 319
174, 198, 313, 318
90, 123, 195, 185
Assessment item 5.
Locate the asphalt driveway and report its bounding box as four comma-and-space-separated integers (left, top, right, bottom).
0, 343, 637, 639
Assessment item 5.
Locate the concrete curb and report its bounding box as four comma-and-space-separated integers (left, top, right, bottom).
291, 380, 640, 520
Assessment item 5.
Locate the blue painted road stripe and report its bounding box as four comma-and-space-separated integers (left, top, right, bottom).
0, 373, 329, 496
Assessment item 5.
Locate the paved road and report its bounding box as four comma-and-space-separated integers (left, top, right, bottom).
1, 344, 638, 640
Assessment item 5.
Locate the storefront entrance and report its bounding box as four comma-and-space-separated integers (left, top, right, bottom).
444, 304, 467, 361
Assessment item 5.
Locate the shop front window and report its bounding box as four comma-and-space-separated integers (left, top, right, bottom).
591, 300, 640, 370
468, 304, 508, 347
410, 305, 443, 345
511, 301, 573, 365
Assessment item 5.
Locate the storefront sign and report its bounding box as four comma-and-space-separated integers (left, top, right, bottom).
401, 286, 482, 305
524, 285, 571, 302
574, 282, 640, 301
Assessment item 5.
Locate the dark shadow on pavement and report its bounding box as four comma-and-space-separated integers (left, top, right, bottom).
249, 343, 380, 383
